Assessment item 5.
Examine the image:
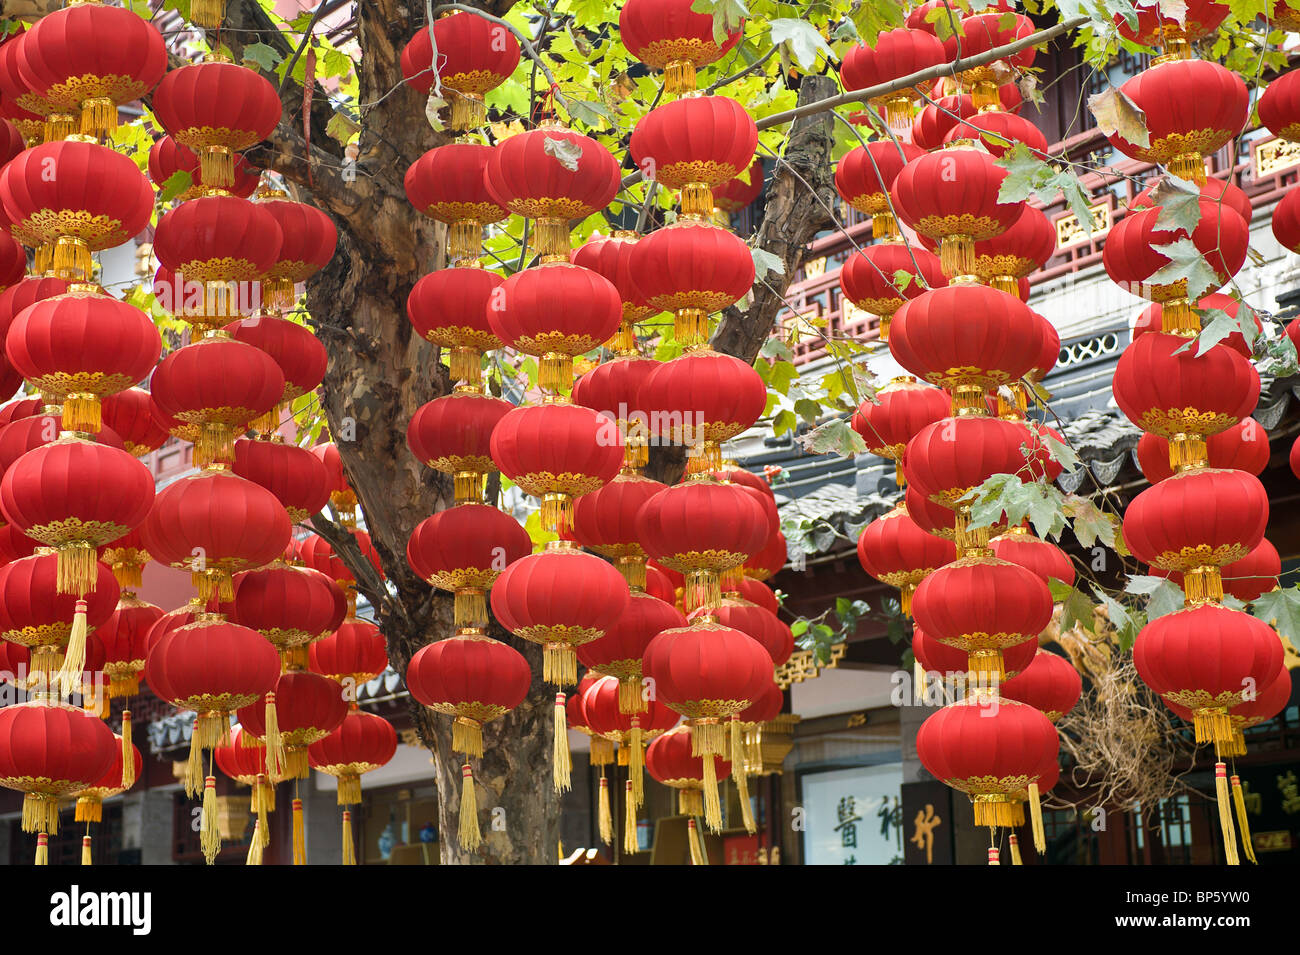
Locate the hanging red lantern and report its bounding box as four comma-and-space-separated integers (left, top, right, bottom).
308, 707, 397, 806
488, 262, 621, 392
0, 141, 152, 280
407, 267, 503, 385
911, 555, 1053, 678
744, 529, 787, 582
1131, 176, 1252, 228
237, 669, 349, 779
905, 482, 957, 541
692, 595, 794, 666
74, 734, 141, 835
407, 390, 512, 504
645, 723, 732, 820
0, 552, 116, 682
294, 529, 384, 612
231, 437, 331, 523
1123, 467, 1268, 603
841, 242, 947, 342
0, 231, 24, 291
1274, 178, 1300, 257
0, 408, 124, 477
148, 135, 261, 201
0, 522, 39, 566
913, 626, 1037, 679
399, 10, 521, 128
1115, 0, 1229, 56
1113, 332, 1259, 470
571, 472, 668, 589
942, 110, 1048, 158
490, 402, 623, 534
101, 387, 168, 458
96, 594, 162, 699
841, 29, 947, 132
889, 283, 1040, 410
572, 232, 657, 349
1136, 418, 1268, 484
835, 142, 925, 240
310, 617, 389, 687
16, 1, 165, 138
850, 376, 950, 483
892, 147, 1021, 277
572, 354, 659, 469
991, 526, 1075, 586
0, 33, 46, 146
232, 563, 347, 665
1132, 291, 1259, 358
968, 205, 1056, 295
619, 0, 743, 93
226, 316, 328, 432
712, 160, 764, 214
407, 503, 531, 629
630, 95, 757, 217
139, 469, 291, 604
1001, 649, 1082, 723
254, 193, 337, 310
577, 590, 685, 713
911, 93, 977, 151
1107, 60, 1247, 185
0, 277, 71, 341
307, 440, 361, 528
857, 502, 957, 614
484, 124, 620, 258
151, 61, 281, 190
917, 695, 1058, 831
1158, 537, 1281, 603
405, 144, 507, 263
213, 725, 275, 856
953, 11, 1038, 108
1260, 68, 1300, 141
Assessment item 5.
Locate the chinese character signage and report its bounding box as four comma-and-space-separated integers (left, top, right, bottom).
900, 780, 955, 865
800, 763, 904, 865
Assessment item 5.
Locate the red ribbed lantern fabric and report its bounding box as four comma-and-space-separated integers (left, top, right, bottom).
857, 503, 956, 615
891, 148, 1021, 276
571, 472, 667, 589
232, 438, 331, 523
1001, 650, 1082, 723
903, 414, 1030, 509
639, 349, 765, 471
1132, 176, 1252, 229
232, 563, 346, 657
841, 243, 946, 342
407, 503, 531, 629
645, 723, 732, 816
1116, 0, 1229, 50
745, 530, 787, 581
308, 708, 398, 804
1261, 68, 1300, 143
619, 0, 742, 93
630, 95, 756, 215
969, 205, 1056, 294
583, 674, 679, 741
407, 267, 503, 384
0, 702, 116, 836
0, 553, 117, 675
225, 316, 328, 417
399, 10, 520, 127
577, 591, 686, 713
484, 125, 620, 257
911, 556, 1053, 677
488, 262, 621, 392
916, 696, 1058, 827
1107, 60, 1247, 185
572, 232, 656, 328
692, 596, 794, 666
1136, 418, 1269, 484
405, 143, 507, 262
943, 110, 1048, 158
95, 594, 161, 699
489, 402, 623, 533
148, 135, 260, 200
713, 160, 763, 213
152, 62, 281, 190
1134, 604, 1282, 745
407, 391, 512, 504
851, 377, 950, 482
911, 93, 976, 150
490, 543, 630, 685
0, 232, 23, 291
841, 29, 947, 132
1132, 292, 1259, 358
295, 529, 383, 589
310, 618, 388, 686
256, 195, 337, 309
101, 387, 168, 458
991, 529, 1075, 587
834, 142, 925, 239
0, 278, 71, 341
139, 470, 291, 604
153, 194, 282, 284
572, 355, 658, 468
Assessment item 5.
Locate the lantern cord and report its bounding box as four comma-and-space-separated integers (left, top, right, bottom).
623, 780, 639, 856
1214, 762, 1240, 866
598, 772, 613, 845
553, 693, 572, 794
121, 710, 135, 790
1008, 833, 1022, 866
1028, 782, 1046, 855
459, 762, 482, 851
1230, 773, 1257, 865
342, 810, 357, 865
292, 796, 307, 865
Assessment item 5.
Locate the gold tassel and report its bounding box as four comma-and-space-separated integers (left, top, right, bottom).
618, 675, 646, 714
255, 775, 271, 847
543, 644, 578, 685
263, 693, 284, 780
914, 657, 925, 704
1009, 833, 1023, 865
1028, 782, 1046, 855
624, 780, 639, 855
56, 599, 89, 696
687, 818, 706, 865
732, 717, 756, 834
342, 810, 357, 865
459, 762, 482, 851
184, 726, 204, 798
940, 234, 976, 279
75, 795, 102, 823
292, 797, 306, 865
1232, 774, 1257, 865
452, 717, 483, 758
539, 353, 574, 394
121, 711, 135, 790
1215, 762, 1240, 866
453, 590, 487, 630
702, 753, 722, 833
629, 720, 645, 807
81, 834, 92, 866
598, 772, 613, 845
201, 776, 221, 865
553, 692, 572, 794
690, 719, 727, 757
338, 772, 361, 805
35, 833, 48, 866
246, 821, 264, 865
589, 734, 616, 767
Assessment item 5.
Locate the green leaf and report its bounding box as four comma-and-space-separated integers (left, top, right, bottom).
241, 42, 283, 73
325, 110, 361, 145
751, 246, 785, 282
523, 509, 557, 550
1251, 587, 1300, 644
1088, 86, 1150, 148
567, 99, 616, 130
765, 359, 798, 395
1029, 422, 1083, 476
1091, 587, 1143, 651
1147, 177, 1202, 234
1124, 574, 1185, 619
793, 397, 823, 424
760, 337, 794, 361
1062, 494, 1119, 550
1196, 305, 1258, 356
769, 18, 836, 70
772, 408, 797, 437
158, 169, 193, 204
1147, 237, 1220, 302
690, 0, 750, 44
1059, 586, 1099, 637
796, 418, 867, 458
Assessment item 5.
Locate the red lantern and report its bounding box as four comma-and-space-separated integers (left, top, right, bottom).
841, 29, 947, 132
969, 205, 1055, 295
1132, 291, 1259, 358
577, 590, 685, 713
0, 231, 23, 291
572, 232, 657, 339
1159, 538, 1281, 603
310, 618, 388, 687
151, 61, 281, 190
490, 402, 623, 533
571, 471, 668, 590
96, 594, 162, 699
74, 734, 142, 830
857, 502, 956, 614
139, 469, 291, 604
911, 93, 977, 151
692, 595, 794, 666
148, 135, 260, 200
712, 160, 764, 214
834, 142, 925, 239
407, 390, 512, 504
744, 530, 787, 582
583, 674, 679, 822
0, 277, 71, 340
840, 243, 946, 342
916, 695, 1058, 829
405, 144, 507, 262
1136, 418, 1268, 484
17, 2, 165, 138
889, 283, 1040, 409
232, 563, 346, 663
630, 95, 757, 216
407, 267, 503, 384
1131, 176, 1252, 228
484, 125, 620, 258
308, 708, 397, 804
255, 194, 337, 310
1116, 0, 1229, 55
991, 527, 1075, 587
914, 627, 1037, 679
645, 723, 732, 818
406, 503, 531, 629
225, 316, 328, 431
0, 552, 117, 680
1001, 649, 1082, 723
943, 110, 1048, 158
850, 376, 950, 483
1123, 467, 1268, 602
489, 262, 621, 392
0, 141, 152, 280
572, 354, 659, 469
619, 0, 742, 93
237, 669, 349, 779
294, 529, 384, 607
911, 555, 1053, 678
1261, 67, 1300, 140
101, 387, 168, 458
1134, 603, 1282, 745
952, 11, 1037, 107
1107, 60, 1247, 185
905, 482, 957, 541
399, 11, 521, 128
892, 148, 1021, 277
231, 437, 331, 523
